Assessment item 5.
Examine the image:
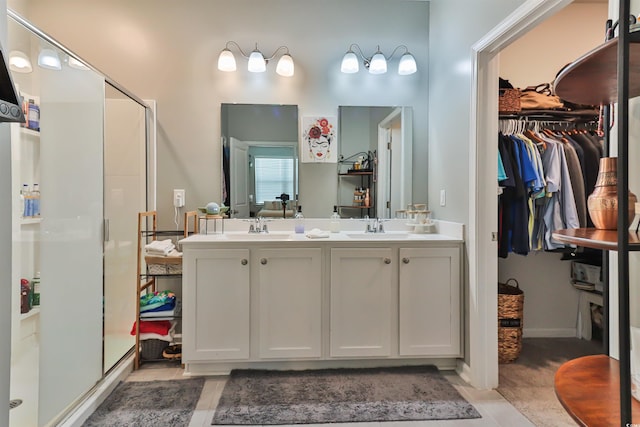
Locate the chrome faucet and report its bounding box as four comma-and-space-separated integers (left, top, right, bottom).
248, 217, 269, 233
365, 217, 385, 233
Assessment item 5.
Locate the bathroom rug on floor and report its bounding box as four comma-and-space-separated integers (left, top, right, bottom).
212, 365, 481, 425
82, 377, 205, 427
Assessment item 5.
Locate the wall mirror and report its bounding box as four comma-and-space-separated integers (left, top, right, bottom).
221, 103, 299, 218
338, 106, 413, 219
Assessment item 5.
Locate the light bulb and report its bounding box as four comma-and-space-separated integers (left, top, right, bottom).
341, 51, 359, 74
217, 49, 236, 72
248, 50, 266, 73
276, 53, 294, 77
38, 48, 61, 70
369, 52, 387, 74
9, 51, 32, 73
398, 53, 417, 75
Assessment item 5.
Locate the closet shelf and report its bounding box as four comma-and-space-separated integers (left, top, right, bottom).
498, 109, 599, 120
555, 355, 640, 426
553, 228, 640, 251
554, 30, 640, 106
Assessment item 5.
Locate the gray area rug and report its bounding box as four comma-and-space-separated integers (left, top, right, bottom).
212, 365, 481, 425
82, 378, 205, 427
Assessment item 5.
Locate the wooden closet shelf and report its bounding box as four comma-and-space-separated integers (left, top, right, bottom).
554, 30, 640, 106
555, 355, 640, 426
552, 228, 640, 251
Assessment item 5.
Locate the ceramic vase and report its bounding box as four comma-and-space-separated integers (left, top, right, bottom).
587, 157, 637, 230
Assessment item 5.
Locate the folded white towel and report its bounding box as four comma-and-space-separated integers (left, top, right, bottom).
145, 240, 176, 256
306, 228, 330, 239
167, 249, 182, 257
145, 239, 174, 251
146, 246, 175, 256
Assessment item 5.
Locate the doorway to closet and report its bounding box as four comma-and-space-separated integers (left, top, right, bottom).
497, 1, 608, 425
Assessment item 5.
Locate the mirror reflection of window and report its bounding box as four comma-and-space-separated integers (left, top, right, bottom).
254, 156, 295, 204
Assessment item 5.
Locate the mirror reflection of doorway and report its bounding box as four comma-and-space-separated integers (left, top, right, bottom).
377, 107, 413, 219
229, 137, 250, 218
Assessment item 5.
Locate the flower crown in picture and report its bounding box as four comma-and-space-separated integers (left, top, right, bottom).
305, 117, 335, 142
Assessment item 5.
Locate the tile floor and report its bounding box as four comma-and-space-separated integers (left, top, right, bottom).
126, 363, 535, 427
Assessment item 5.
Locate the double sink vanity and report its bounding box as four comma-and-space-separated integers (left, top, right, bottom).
179, 218, 464, 375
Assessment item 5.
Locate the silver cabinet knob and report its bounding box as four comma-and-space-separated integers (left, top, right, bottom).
384, 258, 391, 264
241, 259, 248, 265
402, 257, 410, 264
261, 258, 267, 265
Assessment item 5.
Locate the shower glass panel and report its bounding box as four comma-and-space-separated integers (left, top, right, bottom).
103, 83, 146, 374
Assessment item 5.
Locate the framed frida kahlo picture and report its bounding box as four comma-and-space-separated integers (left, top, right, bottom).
301, 116, 337, 163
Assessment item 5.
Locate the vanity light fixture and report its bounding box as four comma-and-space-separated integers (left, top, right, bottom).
217, 41, 295, 77
67, 55, 90, 70
340, 44, 417, 75
9, 51, 32, 73
37, 48, 61, 70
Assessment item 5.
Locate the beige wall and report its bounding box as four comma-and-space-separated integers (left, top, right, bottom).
499, 2, 608, 89
498, 2, 608, 336
19, 0, 430, 224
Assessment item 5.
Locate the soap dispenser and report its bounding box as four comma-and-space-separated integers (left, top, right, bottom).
330, 205, 340, 233
294, 205, 305, 233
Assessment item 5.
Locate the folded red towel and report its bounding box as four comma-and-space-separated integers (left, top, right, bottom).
130, 320, 172, 336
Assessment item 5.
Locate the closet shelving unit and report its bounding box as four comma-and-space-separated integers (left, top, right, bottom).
134, 210, 198, 369
551, 1, 640, 424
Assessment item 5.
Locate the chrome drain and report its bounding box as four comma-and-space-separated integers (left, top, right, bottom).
9, 399, 22, 409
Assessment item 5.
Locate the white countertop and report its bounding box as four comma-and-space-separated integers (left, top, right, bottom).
180, 218, 464, 245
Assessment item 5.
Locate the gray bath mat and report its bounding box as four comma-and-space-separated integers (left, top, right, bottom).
212, 365, 481, 425
83, 378, 205, 427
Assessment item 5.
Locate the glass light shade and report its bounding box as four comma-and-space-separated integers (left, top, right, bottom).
369, 52, 387, 74
341, 51, 359, 73
68, 56, 89, 70
276, 54, 294, 77
248, 50, 266, 73
38, 48, 61, 70
217, 49, 236, 72
398, 53, 417, 75
9, 51, 32, 73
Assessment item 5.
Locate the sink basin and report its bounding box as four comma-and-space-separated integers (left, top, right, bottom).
345, 232, 410, 240
221, 232, 296, 241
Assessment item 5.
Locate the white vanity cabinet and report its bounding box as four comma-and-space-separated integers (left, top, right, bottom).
329, 248, 394, 357
183, 248, 250, 361
180, 225, 464, 374
398, 247, 461, 357
254, 248, 322, 359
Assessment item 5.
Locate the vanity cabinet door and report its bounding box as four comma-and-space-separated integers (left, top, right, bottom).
255, 248, 322, 359
183, 248, 250, 361
398, 246, 461, 357
330, 248, 394, 357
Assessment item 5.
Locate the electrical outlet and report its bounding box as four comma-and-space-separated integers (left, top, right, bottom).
173, 189, 185, 207
440, 189, 446, 207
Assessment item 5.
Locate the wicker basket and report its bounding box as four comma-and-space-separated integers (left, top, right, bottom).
145, 255, 182, 275
140, 338, 169, 360
499, 88, 522, 114
498, 278, 524, 363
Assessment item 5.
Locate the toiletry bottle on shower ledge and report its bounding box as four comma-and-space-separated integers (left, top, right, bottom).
294, 206, 305, 234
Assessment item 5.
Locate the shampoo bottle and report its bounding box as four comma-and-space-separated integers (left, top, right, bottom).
330, 205, 340, 233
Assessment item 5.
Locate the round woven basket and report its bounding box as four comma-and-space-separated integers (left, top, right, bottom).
498, 278, 524, 363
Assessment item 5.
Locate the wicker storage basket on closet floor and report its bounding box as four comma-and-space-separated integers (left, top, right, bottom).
498, 278, 524, 363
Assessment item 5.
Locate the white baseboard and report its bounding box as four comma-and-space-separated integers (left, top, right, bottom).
523, 328, 577, 338
55, 354, 134, 427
